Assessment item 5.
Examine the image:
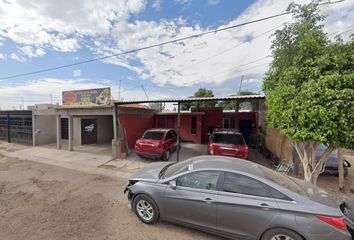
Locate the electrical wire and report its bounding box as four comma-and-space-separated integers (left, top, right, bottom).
0, 0, 345, 80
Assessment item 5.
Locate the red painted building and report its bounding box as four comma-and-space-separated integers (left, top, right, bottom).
119, 107, 259, 148
156, 108, 258, 144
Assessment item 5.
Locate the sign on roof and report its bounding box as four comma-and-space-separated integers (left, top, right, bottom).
62, 88, 111, 106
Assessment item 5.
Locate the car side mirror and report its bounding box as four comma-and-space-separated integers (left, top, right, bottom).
169, 180, 177, 190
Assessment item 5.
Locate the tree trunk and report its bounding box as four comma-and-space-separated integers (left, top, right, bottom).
338, 149, 344, 191
292, 140, 334, 185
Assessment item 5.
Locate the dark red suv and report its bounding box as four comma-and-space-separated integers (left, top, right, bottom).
208, 128, 249, 160
135, 129, 177, 161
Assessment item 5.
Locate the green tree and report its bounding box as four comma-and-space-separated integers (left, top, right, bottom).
149, 102, 165, 111
217, 91, 259, 110
262, 1, 354, 184
181, 88, 217, 110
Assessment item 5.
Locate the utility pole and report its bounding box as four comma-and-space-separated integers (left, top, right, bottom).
118, 80, 122, 100
141, 85, 149, 100
238, 75, 244, 95
21, 97, 24, 110
50, 93, 53, 104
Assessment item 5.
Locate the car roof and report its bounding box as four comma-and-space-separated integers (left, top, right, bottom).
213, 128, 241, 134
187, 155, 264, 177
145, 128, 173, 132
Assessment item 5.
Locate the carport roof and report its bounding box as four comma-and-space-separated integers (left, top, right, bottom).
114, 95, 264, 105
155, 111, 205, 116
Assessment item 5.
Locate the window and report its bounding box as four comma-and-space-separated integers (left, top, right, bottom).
261, 166, 306, 196
166, 131, 173, 140
223, 118, 236, 129
191, 117, 196, 134
214, 134, 245, 145
223, 172, 270, 198
143, 131, 164, 140
171, 130, 177, 137
177, 171, 220, 190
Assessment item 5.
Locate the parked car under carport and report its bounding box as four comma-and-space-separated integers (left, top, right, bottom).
319, 144, 351, 177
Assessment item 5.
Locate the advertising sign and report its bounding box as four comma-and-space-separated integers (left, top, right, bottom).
62, 88, 111, 106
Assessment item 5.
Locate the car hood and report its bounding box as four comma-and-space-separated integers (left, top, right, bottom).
128, 162, 172, 182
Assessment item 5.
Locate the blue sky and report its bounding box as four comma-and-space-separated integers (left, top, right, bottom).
0, 0, 353, 109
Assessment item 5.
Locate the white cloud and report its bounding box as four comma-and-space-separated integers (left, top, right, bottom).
152, 0, 162, 11
10, 53, 26, 62
93, 0, 353, 89
208, 0, 220, 6
19, 46, 46, 58
0, 0, 147, 60
0, 77, 171, 109
174, 0, 191, 6
0, 52, 5, 60
1, 0, 353, 90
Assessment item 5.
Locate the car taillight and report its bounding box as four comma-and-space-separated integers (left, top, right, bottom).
209, 144, 214, 155
316, 215, 346, 231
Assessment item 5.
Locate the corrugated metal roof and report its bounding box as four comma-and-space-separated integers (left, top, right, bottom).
115, 95, 264, 105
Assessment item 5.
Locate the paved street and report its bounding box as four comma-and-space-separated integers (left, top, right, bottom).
0, 156, 223, 240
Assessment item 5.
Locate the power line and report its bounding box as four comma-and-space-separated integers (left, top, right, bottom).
176, 23, 284, 73
0, 0, 345, 80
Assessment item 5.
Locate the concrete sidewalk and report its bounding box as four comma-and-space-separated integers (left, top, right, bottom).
0, 145, 133, 179
0, 141, 151, 180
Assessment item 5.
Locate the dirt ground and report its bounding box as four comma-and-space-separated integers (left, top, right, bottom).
0, 156, 223, 240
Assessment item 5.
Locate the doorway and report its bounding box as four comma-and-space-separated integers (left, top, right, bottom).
81, 119, 97, 144
61, 118, 68, 139
239, 120, 252, 143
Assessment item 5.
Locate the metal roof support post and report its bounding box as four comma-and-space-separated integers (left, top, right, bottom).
7, 112, 10, 143
177, 101, 181, 162
112, 104, 118, 158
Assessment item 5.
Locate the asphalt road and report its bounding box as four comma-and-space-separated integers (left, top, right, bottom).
0, 156, 223, 240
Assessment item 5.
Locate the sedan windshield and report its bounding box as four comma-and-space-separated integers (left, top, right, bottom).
214, 134, 245, 145
160, 159, 194, 179
143, 131, 164, 140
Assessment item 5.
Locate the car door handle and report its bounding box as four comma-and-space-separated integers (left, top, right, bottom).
203, 198, 214, 204
260, 203, 271, 210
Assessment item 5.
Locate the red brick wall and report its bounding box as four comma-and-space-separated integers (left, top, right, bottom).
155, 115, 203, 144
223, 112, 258, 133
119, 113, 155, 148
175, 115, 202, 144
198, 108, 223, 143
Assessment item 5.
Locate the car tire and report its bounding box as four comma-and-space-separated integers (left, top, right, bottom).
163, 150, 170, 161
261, 228, 303, 240
133, 194, 159, 224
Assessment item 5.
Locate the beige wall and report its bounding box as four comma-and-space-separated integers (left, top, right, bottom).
33, 115, 56, 146
70, 116, 113, 145
73, 118, 81, 145
265, 127, 293, 163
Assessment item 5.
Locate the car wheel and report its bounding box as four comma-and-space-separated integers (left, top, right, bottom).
133, 194, 159, 224
261, 228, 303, 240
163, 150, 170, 161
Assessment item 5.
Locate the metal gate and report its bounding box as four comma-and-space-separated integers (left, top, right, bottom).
0, 111, 33, 145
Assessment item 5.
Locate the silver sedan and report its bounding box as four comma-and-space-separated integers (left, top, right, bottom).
124, 156, 351, 240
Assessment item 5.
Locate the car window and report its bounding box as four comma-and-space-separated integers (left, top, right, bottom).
260, 166, 306, 196
143, 131, 163, 140
161, 159, 194, 179
213, 134, 245, 145
170, 130, 177, 137
166, 131, 173, 140
223, 172, 270, 198
177, 171, 220, 191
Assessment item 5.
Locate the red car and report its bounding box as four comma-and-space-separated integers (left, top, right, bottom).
208, 128, 249, 160
135, 129, 178, 161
